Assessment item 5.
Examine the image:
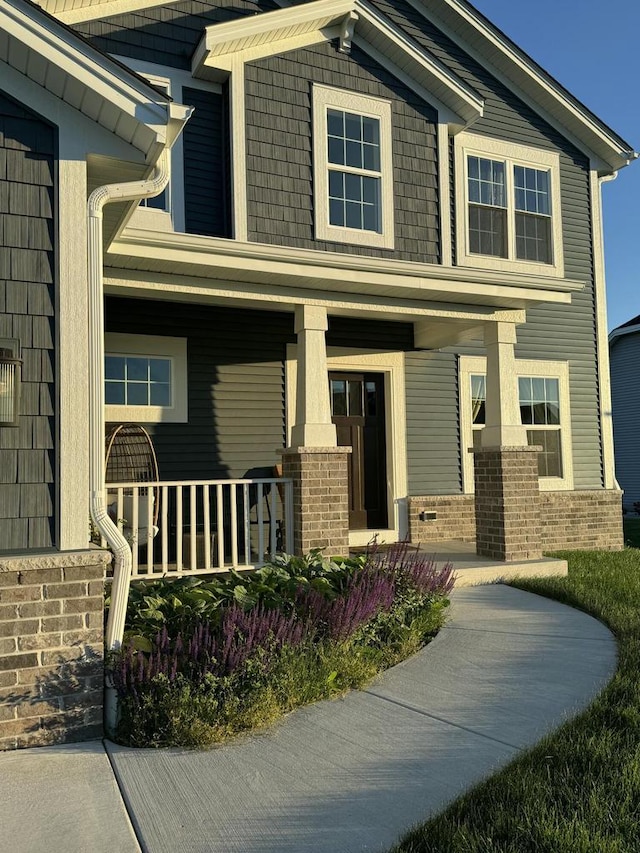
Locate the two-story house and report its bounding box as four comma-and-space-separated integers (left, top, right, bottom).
0, 0, 635, 746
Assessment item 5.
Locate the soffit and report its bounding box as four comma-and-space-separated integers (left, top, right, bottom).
107, 230, 582, 312
2, 0, 187, 163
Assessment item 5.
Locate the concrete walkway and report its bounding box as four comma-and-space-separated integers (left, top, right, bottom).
0, 584, 616, 853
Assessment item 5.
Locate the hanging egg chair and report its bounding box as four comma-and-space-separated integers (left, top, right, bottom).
105, 423, 160, 545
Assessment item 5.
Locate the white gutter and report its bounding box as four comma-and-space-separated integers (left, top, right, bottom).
88, 151, 171, 653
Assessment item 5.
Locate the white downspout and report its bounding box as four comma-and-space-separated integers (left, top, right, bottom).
88, 151, 171, 654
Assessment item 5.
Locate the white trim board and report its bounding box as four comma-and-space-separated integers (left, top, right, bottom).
286, 346, 408, 546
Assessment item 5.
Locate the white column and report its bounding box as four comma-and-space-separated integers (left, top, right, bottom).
290, 305, 337, 448
481, 321, 528, 448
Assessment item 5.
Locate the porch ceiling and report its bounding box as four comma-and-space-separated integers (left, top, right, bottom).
107, 229, 583, 316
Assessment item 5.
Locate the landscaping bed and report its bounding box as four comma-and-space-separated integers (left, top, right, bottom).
108, 544, 454, 748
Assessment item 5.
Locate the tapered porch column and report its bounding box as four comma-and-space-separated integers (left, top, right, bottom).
474, 321, 541, 561
281, 305, 350, 555
290, 305, 336, 449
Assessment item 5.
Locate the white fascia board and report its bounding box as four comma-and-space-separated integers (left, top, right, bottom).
406, 0, 637, 173
3, 0, 187, 159
191, 0, 482, 126
109, 229, 582, 307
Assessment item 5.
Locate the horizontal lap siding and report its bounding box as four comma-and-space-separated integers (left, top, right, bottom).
370, 0, 601, 489
75, 0, 278, 69
105, 298, 294, 480
610, 335, 640, 508
0, 93, 56, 550
245, 41, 439, 263
405, 351, 461, 495
182, 87, 230, 238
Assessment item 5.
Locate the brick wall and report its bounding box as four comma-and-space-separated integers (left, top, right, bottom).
281, 448, 350, 554
407, 495, 476, 543
540, 490, 623, 551
0, 550, 110, 750
407, 489, 623, 553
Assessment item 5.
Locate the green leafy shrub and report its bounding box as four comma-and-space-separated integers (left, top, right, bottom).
108, 544, 454, 747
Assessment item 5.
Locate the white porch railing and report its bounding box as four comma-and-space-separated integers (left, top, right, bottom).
103, 477, 293, 580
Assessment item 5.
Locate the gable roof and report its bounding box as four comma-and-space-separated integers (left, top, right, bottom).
1, 0, 190, 163
43, 0, 636, 173
609, 315, 640, 346
191, 0, 484, 129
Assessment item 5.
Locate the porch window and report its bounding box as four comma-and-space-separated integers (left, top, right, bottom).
454, 133, 563, 277
104, 333, 188, 423
312, 84, 394, 249
460, 357, 573, 491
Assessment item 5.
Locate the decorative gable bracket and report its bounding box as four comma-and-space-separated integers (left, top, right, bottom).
338, 10, 359, 54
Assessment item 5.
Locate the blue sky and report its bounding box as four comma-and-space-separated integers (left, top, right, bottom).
471, 0, 639, 331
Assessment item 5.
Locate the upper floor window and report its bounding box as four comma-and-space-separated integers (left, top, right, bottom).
455, 134, 563, 277
460, 356, 573, 491
313, 85, 394, 249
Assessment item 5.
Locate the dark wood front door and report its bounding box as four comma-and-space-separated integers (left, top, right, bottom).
329, 372, 387, 530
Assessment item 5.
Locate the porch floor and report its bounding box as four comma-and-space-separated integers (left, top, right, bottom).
419, 539, 568, 586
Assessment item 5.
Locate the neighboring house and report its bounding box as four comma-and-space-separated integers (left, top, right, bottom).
609, 316, 640, 512
0, 0, 635, 747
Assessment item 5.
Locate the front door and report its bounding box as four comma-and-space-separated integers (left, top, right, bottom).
329, 372, 387, 530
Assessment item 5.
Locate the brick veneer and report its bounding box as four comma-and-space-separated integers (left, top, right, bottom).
539, 490, 623, 551
408, 495, 476, 543
474, 446, 542, 561
0, 549, 110, 751
281, 447, 351, 554
407, 489, 623, 554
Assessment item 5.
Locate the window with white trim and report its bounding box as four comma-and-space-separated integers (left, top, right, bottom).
104, 334, 187, 423
455, 134, 563, 277
459, 357, 573, 491
312, 85, 394, 249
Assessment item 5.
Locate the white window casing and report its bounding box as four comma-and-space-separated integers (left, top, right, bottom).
454, 133, 564, 277
104, 333, 188, 423
312, 84, 395, 250
459, 356, 573, 492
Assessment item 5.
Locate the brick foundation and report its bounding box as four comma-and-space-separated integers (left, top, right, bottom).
539, 490, 623, 551
474, 446, 542, 561
0, 549, 110, 751
281, 447, 351, 555
408, 495, 476, 543
407, 489, 623, 554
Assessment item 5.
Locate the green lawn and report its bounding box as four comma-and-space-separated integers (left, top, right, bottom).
390, 548, 640, 853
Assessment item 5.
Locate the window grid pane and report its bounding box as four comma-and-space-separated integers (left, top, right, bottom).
527, 429, 562, 477
469, 205, 507, 257
468, 157, 506, 208
105, 355, 172, 408
515, 213, 551, 263
327, 108, 382, 234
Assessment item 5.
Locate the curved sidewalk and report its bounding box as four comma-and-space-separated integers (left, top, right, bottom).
0, 584, 616, 853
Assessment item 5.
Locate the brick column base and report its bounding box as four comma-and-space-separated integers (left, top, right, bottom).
0, 549, 110, 750
474, 446, 541, 561
281, 447, 351, 555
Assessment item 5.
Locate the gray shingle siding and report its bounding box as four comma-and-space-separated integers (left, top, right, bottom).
0, 92, 56, 551
75, 0, 278, 69
245, 41, 440, 262
610, 334, 640, 510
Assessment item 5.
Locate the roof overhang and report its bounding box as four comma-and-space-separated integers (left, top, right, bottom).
107, 229, 583, 314
404, 0, 636, 174
2, 0, 191, 164
609, 322, 640, 347
191, 0, 484, 130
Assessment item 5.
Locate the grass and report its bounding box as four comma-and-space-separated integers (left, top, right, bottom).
390, 548, 640, 853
